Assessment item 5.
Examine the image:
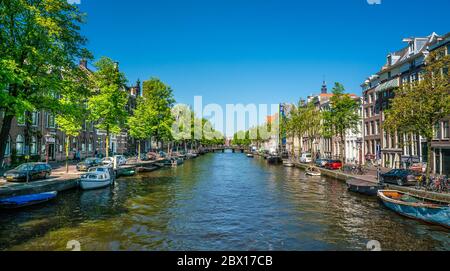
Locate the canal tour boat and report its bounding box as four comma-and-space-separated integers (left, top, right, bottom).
80, 167, 114, 190
377, 190, 450, 228
305, 166, 321, 177
347, 179, 384, 196
0, 191, 58, 209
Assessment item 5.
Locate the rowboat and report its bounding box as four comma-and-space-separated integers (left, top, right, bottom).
305, 166, 321, 177
347, 179, 383, 196
378, 190, 450, 228
0, 191, 58, 209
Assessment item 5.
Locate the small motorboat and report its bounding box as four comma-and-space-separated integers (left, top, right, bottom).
305, 166, 321, 176
267, 155, 282, 164
347, 179, 383, 196
247, 153, 254, 158
0, 191, 58, 209
119, 168, 136, 177
378, 190, 450, 228
137, 165, 159, 173
80, 167, 113, 190
283, 160, 295, 167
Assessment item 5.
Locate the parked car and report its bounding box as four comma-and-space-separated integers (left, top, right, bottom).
77, 158, 102, 172
300, 153, 312, 163
325, 160, 343, 170
114, 155, 128, 166
409, 163, 427, 174
381, 169, 419, 186
3, 163, 52, 182
315, 158, 329, 168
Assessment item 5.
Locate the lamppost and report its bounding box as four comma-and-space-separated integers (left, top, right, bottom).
44, 133, 51, 164
357, 138, 363, 166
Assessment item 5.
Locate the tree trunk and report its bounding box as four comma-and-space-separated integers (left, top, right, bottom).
106, 131, 110, 158
65, 136, 70, 173
138, 140, 141, 161
340, 132, 345, 167
0, 114, 14, 167
426, 139, 432, 185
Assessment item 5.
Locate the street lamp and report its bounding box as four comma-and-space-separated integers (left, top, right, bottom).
44, 133, 51, 164
356, 138, 363, 166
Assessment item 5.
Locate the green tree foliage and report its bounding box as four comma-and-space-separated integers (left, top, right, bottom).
55, 68, 91, 172
88, 57, 129, 158
128, 96, 157, 158
323, 83, 361, 164
142, 78, 176, 148
384, 50, 450, 180
0, 0, 91, 165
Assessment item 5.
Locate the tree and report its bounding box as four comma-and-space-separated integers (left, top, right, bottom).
384, 50, 450, 181
142, 78, 176, 152
0, 0, 91, 166
88, 57, 129, 158
55, 68, 91, 172
302, 103, 323, 163
128, 96, 156, 160
323, 83, 361, 165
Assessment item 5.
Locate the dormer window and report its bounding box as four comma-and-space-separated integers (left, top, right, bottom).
387, 55, 392, 66
409, 42, 415, 54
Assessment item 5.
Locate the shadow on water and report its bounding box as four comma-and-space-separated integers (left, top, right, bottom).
0, 152, 449, 251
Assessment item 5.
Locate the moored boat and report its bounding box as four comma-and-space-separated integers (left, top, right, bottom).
119, 168, 136, 177
247, 153, 254, 158
0, 191, 58, 209
347, 179, 383, 196
80, 167, 113, 190
267, 155, 282, 164
378, 190, 450, 228
283, 160, 294, 167
305, 166, 321, 176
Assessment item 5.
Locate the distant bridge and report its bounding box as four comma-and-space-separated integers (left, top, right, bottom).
209, 146, 248, 153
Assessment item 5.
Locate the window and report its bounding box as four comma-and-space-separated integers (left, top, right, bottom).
443, 121, 449, 139
31, 112, 39, 126
31, 136, 37, 155
16, 135, 24, 155
434, 122, 441, 139
47, 114, 55, 128
5, 136, 11, 157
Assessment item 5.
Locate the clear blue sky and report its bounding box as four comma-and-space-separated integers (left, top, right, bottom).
78, 0, 449, 112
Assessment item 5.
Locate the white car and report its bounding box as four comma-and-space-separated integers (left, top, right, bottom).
101, 157, 114, 167
300, 153, 312, 163
114, 155, 128, 166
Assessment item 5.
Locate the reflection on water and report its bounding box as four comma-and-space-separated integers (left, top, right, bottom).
0, 152, 448, 251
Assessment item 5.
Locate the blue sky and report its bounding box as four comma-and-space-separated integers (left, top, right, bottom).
78, 0, 449, 126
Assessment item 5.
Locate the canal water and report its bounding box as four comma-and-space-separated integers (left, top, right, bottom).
0, 151, 448, 251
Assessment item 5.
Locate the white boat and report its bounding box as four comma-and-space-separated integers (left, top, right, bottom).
80, 167, 114, 190
305, 166, 321, 176
283, 160, 295, 167
247, 153, 254, 158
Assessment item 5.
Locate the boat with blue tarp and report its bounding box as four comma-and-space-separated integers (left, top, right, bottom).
378, 190, 450, 228
0, 191, 58, 209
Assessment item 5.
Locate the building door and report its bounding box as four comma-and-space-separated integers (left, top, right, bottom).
435, 149, 441, 175
48, 144, 56, 161
442, 149, 450, 176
